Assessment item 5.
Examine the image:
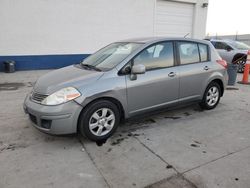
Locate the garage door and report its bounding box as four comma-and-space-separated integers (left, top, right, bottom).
155, 0, 194, 37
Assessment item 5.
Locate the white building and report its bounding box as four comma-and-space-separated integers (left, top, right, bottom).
0, 0, 209, 70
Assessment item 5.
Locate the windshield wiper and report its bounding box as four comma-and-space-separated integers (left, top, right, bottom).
81, 63, 102, 72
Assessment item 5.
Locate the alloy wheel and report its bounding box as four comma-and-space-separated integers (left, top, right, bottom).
237, 60, 246, 73
206, 86, 219, 107
89, 108, 115, 137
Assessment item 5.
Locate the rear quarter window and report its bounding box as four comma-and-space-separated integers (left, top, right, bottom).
198, 44, 209, 62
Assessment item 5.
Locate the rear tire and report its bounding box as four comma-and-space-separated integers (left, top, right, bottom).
237, 59, 246, 73
79, 100, 120, 141
199, 82, 221, 110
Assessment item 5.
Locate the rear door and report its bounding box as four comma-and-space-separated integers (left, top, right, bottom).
177, 41, 212, 101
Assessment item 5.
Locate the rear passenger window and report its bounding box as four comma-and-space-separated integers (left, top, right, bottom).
199, 44, 208, 62
177, 42, 200, 64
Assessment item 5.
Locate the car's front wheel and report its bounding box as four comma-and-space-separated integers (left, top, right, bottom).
199, 82, 221, 110
79, 100, 120, 141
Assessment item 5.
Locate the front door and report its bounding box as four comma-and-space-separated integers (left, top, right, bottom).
125, 41, 179, 115
213, 41, 235, 63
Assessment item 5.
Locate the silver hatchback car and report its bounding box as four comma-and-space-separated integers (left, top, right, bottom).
24, 37, 228, 141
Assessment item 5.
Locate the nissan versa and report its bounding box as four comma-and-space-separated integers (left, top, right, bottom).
24, 37, 228, 141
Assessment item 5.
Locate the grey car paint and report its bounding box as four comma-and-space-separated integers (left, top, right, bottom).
33, 65, 104, 94
24, 94, 82, 134
126, 65, 179, 114
24, 37, 227, 135
210, 39, 248, 64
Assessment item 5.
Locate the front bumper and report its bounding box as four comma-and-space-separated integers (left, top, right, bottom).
23, 94, 83, 135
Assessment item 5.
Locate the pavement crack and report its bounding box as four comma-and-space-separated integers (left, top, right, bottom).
133, 135, 200, 188
182, 144, 250, 174
145, 174, 198, 188
77, 135, 111, 188
132, 133, 181, 175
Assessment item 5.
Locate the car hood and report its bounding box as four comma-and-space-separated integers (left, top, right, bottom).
33, 65, 104, 94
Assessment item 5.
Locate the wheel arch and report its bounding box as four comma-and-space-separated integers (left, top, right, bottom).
77, 97, 125, 132
232, 53, 247, 64
210, 79, 224, 96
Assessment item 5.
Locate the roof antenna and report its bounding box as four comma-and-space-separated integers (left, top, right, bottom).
184, 33, 189, 38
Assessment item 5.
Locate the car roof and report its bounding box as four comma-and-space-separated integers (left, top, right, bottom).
118, 37, 210, 45
209, 38, 235, 43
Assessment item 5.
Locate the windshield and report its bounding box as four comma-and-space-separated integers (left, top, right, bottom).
81, 42, 142, 71
228, 41, 250, 50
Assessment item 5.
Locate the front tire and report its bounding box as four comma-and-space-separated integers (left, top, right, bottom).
199, 82, 221, 110
79, 100, 120, 141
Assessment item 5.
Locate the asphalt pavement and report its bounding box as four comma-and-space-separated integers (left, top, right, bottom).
0, 70, 250, 188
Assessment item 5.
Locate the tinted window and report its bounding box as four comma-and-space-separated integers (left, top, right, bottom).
214, 42, 231, 50
134, 42, 174, 70
178, 42, 200, 64
199, 44, 208, 62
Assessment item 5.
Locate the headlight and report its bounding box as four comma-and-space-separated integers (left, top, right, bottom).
41, 87, 81, 105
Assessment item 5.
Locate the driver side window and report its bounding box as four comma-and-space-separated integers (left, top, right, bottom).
133, 42, 174, 70
214, 42, 232, 50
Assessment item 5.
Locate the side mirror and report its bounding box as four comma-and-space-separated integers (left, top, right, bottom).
131, 64, 146, 75
226, 46, 232, 51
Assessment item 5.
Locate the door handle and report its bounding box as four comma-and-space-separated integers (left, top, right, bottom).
204, 66, 210, 71
168, 72, 176, 77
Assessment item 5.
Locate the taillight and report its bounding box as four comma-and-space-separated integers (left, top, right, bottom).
216, 59, 228, 69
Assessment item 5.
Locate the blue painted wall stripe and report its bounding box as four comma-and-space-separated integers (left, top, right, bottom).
0, 54, 90, 71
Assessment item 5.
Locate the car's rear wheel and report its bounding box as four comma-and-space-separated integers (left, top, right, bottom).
79, 100, 120, 141
199, 82, 221, 110
237, 59, 246, 73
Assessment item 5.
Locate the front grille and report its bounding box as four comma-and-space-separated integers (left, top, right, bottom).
31, 92, 48, 103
